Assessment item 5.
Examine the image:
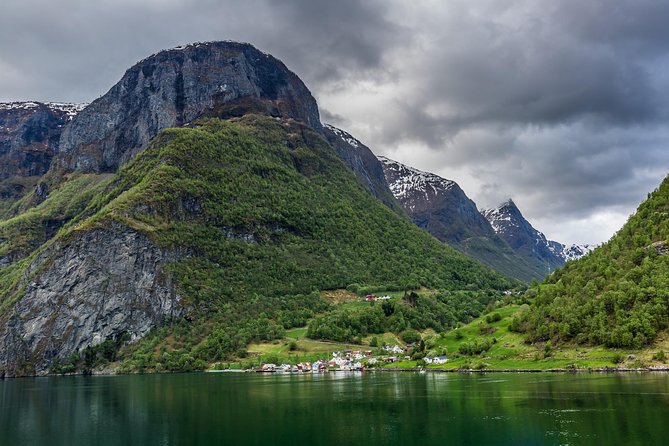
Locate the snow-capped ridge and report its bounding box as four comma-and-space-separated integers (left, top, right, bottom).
0, 101, 88, 120
44, 102, 88, 118
562, 244, 595, 261
323, 123, 360, 148
484, 199, 594, 264
377, 156, 455, 203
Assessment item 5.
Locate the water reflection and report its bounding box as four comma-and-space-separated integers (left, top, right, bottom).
1, 372, 667, 445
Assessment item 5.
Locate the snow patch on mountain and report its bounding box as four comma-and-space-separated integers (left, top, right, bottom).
44, 102, 88, 119
0, 101, 88, 120
323, 123, 360, 148
561, 244, 595, 261
481, 201, 517, 233
378, 156, 455, 205
0, 102, 41, 111
484, 199, 594, 263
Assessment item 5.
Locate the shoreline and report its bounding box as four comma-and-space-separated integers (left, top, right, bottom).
375, 366, 669, 373
2, 365, 668, 380
215, 365, 669, 375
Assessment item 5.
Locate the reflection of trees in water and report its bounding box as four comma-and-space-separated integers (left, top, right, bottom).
1, 373, 668, 445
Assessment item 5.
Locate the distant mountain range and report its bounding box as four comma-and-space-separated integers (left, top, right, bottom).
378, 157, 592, 281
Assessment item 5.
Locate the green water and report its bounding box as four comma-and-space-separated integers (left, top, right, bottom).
1, 372, 667, 445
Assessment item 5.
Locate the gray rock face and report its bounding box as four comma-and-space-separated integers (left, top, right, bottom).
323, 124, 403, 214
58, 41, 322, 172
0, 223, 183, 377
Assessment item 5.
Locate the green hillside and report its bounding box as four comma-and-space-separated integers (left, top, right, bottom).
517, 176, 669, 348
0, 115, 515, 372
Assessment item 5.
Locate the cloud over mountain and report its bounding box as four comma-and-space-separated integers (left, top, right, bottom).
2, 0, 669, 244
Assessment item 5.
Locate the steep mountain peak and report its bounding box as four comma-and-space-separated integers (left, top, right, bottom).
481, 199, 525, 235
482, 200, 591, 267
58, 40, 322, 173
501, 198, 516, 209
378, 156, 455, 205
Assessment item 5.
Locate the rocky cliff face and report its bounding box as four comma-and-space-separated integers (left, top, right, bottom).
0, 223, 182, 377
0, 102, 85, 180
323, 125, 402, 213
58, 41, 322, 173
378, 157, 543, 281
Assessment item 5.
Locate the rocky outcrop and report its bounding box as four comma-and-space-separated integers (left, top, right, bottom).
323, 125, 402, 213
58, 41, 322, 173
379, 157, 543, 281
0, 102, 85, 180
0, 223, 183, 377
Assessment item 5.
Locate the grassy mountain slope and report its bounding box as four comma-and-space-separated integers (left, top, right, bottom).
458, 235, 546, 282
97, 116, 512, 294
518, 176, 669, 348
0, 172, 112, 264
0, 115, 515, 372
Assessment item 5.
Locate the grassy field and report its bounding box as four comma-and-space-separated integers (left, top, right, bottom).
244, 329, 362, 365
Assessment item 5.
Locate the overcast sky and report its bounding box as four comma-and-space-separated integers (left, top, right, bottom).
2, 0, 669, 245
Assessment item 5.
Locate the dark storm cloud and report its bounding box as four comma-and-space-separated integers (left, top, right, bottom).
362, 0, 669, 243
381, 0, 668, 148
1, 0, 668, 243
554, 0, 669, 54
258, 0, 406, 85
0, 0, 403, 102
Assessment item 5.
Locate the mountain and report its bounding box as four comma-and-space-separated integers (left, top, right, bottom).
376, 157, 592, 281
0, 42, 514, 377
378, 157, 554, 282
323, 125, 401, 213
518, 175, 669, 348
0, 102, 86, 179
0, 102, 86, 209
482, 199, 591, 273
57, 41, 321, 173
0, 44, 393, 220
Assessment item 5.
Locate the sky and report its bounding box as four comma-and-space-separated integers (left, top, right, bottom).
2, 0, 669, 245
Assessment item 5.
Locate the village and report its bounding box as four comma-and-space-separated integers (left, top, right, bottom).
257, 343, 448, 373
252, 292, 449, 373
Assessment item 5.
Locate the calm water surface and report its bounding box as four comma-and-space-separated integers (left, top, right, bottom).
1, 372, 667, 445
